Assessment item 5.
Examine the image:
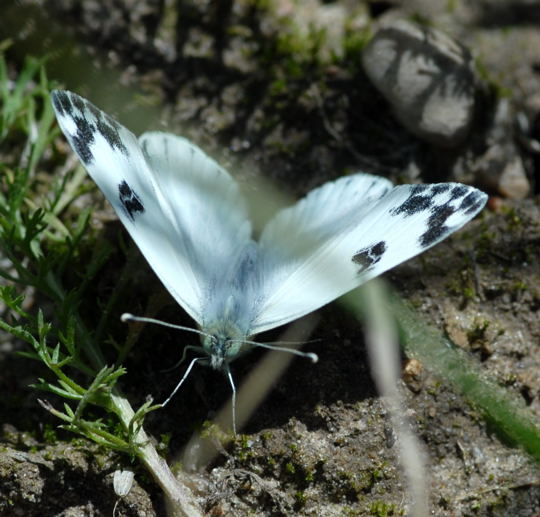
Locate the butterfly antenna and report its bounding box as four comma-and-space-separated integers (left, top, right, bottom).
263, 338, 322, 346
238, 338, 318, 363
121, 313, 212, 339
225, 364, 237, 435
162, 356, 200, 406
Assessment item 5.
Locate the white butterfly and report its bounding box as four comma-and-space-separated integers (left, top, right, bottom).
52, 90, 487, 428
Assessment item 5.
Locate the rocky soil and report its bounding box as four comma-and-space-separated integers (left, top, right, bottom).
1, 1, 540, 515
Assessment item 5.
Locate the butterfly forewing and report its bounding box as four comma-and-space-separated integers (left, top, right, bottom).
249, 179, 487, 334
52, 91, 206, 322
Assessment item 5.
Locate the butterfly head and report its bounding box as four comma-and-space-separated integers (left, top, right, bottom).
201, 321, 247, 370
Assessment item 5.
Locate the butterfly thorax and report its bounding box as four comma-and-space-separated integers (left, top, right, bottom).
201, 319, 248, 370
200, 289, 255, 369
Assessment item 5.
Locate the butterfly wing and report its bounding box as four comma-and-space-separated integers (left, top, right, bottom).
52, 90, 252, 324
138, 131, 254, 322
249, 175, 487, 334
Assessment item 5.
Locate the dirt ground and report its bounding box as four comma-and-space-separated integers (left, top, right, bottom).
1, 1, 540, 516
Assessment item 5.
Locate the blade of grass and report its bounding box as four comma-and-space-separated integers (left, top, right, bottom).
387, 287, 540, 464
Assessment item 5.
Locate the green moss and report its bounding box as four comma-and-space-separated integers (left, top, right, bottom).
470, 499, 481, 510
503, 207, 523, 229
341, 26, 372, 73
266, 456, 276, 467
371, 469, 384, 481
260, 431, 273, 441
293, 490, 307, 508
513, 280, 527, 292
170, 461, 184, 477
445, 263, 477, 300
304, 468, 314, 483
285, 461, 296, 475
158, 433, 171, 454
70, 437, 90, 448
369, 500, 399, 516
462, 286, 476, 300
332, 469, 376, 501
467, 319, 490, 344
233, 433, 256, 463
269, 78, 287, 96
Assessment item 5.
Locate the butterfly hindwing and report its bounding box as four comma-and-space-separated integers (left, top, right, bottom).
138, 132, 256, 329
139, 132, 253, 282
248, 173, 393, 333
249, 177, 487, 334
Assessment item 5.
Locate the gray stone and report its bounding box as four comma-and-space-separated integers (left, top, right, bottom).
476, 99, 531, 200
477, 143, 530, 199
362, 20, 477, 147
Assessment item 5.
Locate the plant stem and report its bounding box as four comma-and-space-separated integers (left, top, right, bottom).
51, 271, 203, 516
109, 392, 203, 517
